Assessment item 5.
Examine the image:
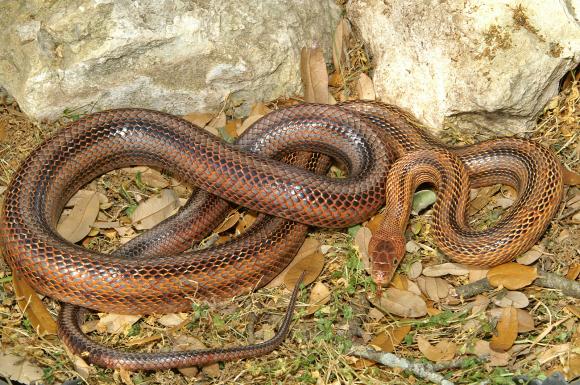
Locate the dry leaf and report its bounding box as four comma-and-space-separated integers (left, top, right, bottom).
157, 313, 188, 327
308, 282, 331, 314
138, 167, 170, 189
516, 309, 535, 332
57, 190, 100, 243
417, 336, 457, 362
516, 245, 543, 265
365, 212, 385, 234
283, 251, 324, 289
370, 325, 411, 353
238, 114, 263, 136
173, 334, 222, 373
564, 329, 580, 380
0, 352, 44, 384
537, 344, 570, 365
471, 340, 491, 357
356, 73, 375, 100
236, 212, 257, 234
183, 112, 214, 128
332, 18, 351, 72
131, 189, 179, 230
406, 279, 423, 296
487, 263, 537, 290
213, 211, 241, 233
367, 307, 385, 322
565, 264, 580, 280
407, 261, 423, 280
119, 367, 134, 385
469, 267, 489, 283
225, 119, 241, 139
97, 314, 141, 334
492, 291, 529, 308
300, 47, 329, 103
373, 288, 427, 318
490, 307, 518, 352
471, 295, 490, 315
13, 273, 57, 336
267, 238, 320, 288
489, 350, 511, 366
389, 273, 408, 290
354, 226, 372, 273
405, 240, 420, 253
422, 263, 470, 277
416, 276, 450, 301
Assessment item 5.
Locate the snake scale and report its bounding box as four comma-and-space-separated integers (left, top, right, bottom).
0, 101, 570, 370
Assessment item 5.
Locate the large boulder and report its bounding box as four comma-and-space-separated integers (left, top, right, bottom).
347, 0, 580, 134
0, 0, 340, 121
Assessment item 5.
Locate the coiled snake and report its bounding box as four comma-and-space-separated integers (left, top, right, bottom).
0, 101, 573, 370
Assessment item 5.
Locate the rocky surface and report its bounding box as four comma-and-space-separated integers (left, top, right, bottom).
0, 0, 340, 121
348, 0, 580, 134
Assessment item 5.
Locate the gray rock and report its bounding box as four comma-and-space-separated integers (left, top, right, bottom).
347, 0, 580, 134
0, 0, 340, 121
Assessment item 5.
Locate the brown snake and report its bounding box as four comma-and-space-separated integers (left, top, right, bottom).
0, 101, 572, 370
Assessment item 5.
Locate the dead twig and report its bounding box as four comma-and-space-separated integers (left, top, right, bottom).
456, 270, 580, 298
350, 345, 455, 385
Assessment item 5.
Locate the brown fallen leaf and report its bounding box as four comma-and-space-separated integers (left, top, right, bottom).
416, 276, 450, 302
182, 112, 215, 128
307, 282, 331, 314
157, 313, 188, 327
283, 250, 325, 289
417, 336, 457, 362
487, 263, 538, 290
131, 189, 179, 230
0, 352, 44, 384
515, 309, 535, 333
471, 294, 490, 315
492, 291, 529, 308
213, 211, 241, 233
354, 226, 372, 273
57, 189, 101, 243
365, 212, 385, 234
332, 18, 351, 73
300, 47, 329, 103
469, 267, 489, 283
564, 328, 580, 380
267, 238, 320, 288
235, 212, 257, 235
356, 73, 376, 100
490, 307, 518, 352
372, 288, 427, 318
516, 245, 544, 265
422, 263, 470, 277
407, 261, 423, 280
565, 263, 580, 280
13, 273, 57, 336
96, 314, 141, 334
370, 325, 411, 353
389, 273, 408, 291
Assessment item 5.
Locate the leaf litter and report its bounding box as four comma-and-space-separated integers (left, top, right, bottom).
0, 15, 578, 385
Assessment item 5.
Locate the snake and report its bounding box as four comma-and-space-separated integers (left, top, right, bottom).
0, 101, 571, 370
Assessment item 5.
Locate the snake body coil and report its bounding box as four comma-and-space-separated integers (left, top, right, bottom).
0, 101, 566, 369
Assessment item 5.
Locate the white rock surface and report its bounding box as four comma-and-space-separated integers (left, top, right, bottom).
0, 0, 340, 121
348, 0, 580, 134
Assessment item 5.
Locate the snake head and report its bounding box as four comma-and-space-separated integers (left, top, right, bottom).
368, 233, 406, 289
